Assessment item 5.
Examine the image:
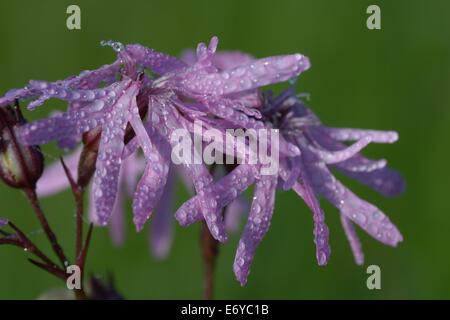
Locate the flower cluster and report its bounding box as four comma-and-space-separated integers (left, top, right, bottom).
0, 36, 403, 286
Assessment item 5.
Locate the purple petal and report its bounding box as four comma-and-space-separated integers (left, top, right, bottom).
182, 163, 227, 241
150, 167, 175, 259
123, 153, 145, 195
305, 136, 373, 164
180, 53, 310, 96
225, 89, 263, 108
324, 128, 398, 144
36, 147, 81, 197
131, 120, 170, 232
179, 49, 197, 65
109, 176, 126, 246
153, 101, 227, 242
126, 44, 187, 75
27, 81, 115, 103
203, 98, 265, 130
225, 195, 249, 233
18, 80, 132, 146
92, 81, 140, 225
339, 166, 405, 197
175, 164, 257, 227
132, 152, 170, 232
88, 179, 126, 246
195, 36, 219, 68
212, 51, 254, 70
176, 165, 194, 194
310, 127, 405, 197
307, 162, 403, 247
340, 215, 364, 265
336, 157, 387, 173
233, 174, 278, 286
0, 87, 36, 108
280, 159, 330, 265
60, 61, 121, 90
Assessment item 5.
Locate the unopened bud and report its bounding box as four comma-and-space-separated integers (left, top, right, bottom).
77, 127, 101, 189
0, 104, 44, 189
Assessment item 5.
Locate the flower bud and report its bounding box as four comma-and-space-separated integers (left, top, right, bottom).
77, 127, 101, 189
0, 104, 44, 189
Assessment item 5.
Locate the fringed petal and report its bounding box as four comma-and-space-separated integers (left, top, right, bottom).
280, 159, 330, 266
180, 54, 310, 96
36, 147, 81, 197
126, 44, 187, 75
225, 195, 249, 233
307, 162, 403, 247
340, 215, 364, 265
175, 164, 257, 226
91, 81, 139, 225
305, 136, 372, 164
233, 174, 277, 285
324, 128, 398, 144
150, 167, 175, 259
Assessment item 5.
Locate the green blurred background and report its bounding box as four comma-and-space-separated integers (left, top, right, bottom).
0, 0, 449, 299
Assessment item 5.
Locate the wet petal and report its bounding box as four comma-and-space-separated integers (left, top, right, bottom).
132, 131, 170, 231
305, 136, 373, 164
18, 80, 132, 146
340, 215, 364, 265
150, 167, 175, 259
310, 127, 405, 196
36, 147, 81, 197
212, 51, 254, 70
225, 195, 249, 233
126, 44, 187, 75
233, 174, 277, 286
324, 128, 398, 144
154, 101, 227, 242
341, 166, 405, 197
307, 162, 403, 247
280, 159, 330, 265
175, 164, 257, 227
91, 81, 139, 225
180, 53, 310, 96
110, 176, 126, 246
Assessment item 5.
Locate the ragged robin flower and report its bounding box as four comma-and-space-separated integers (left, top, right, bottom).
175, 79, 404, 286
0, 36, 308, 244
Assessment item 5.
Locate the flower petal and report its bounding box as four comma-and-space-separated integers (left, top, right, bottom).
341, 166, 405, 197
310, 128, 405, 196
307, 162, 403, 247
36, 147, 81, 197
340, 215, 364, 265
18, 80, 131, 146
304, 136, 373, 164
225, 195, 249, 233
233, 174, 277, 286
152, 99, 227, 242
180, 54, 310, 96
212, 51, 254, 70
126, 44, 187, 75
110, 176, 126, 246
132, 129, 170, 231
280, 159, 330, 266
91, 81, 139, 225
150, 167, 175, 259
324, 128, 398, 144
175, 164, 257, 227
